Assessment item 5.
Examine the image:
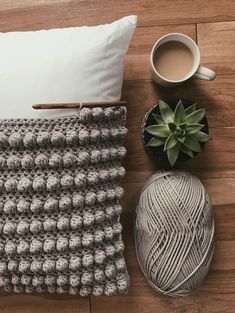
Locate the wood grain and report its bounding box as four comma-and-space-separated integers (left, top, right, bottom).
0, 0, 234, 32
32, 101, 127, 110
0, 294, 90, 313
92, 18, 235, 313
122, 76, 235, 129
0, 1, 235, 313
198, 21, 235, 75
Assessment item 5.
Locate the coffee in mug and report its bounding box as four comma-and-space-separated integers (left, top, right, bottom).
150, 33, 216, 87
153, 41, 194, 81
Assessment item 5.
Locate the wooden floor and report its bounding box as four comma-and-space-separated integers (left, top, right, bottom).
0, 0, 235, 312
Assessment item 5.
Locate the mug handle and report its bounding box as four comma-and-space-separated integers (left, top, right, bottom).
194, 65, 216, 81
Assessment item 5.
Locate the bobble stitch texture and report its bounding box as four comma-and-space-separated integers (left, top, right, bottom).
0, 156, 6, 169
90, 129, 101, 143
0, 133, 8, 148
37, 132, 50, 146
51, 132, 66, 146
70, 274, 80, 287
17, 240, 29, 254
7, 156, 20, 169
43, 218, 56, 232
79, 108, 92, 122
23, 133, 37, 148
79, 129, 89, 144
4, 200, 16, 215
46, 176, 60, 191
61, 174, 74, 189
59, 196, 71, 211
70, 214, 82, 230
63, 152, 76, 168
5, 178, 17, 192
43, 259, 56, 273
35, 154, 48, 168
44, 198, 58, 212
3, 221, 16, 235
18, 177, 32, 192
77, 151, 89, 166
74, 173, 86, 188
30, 199, 43, 213
0, 106, 128, 295
49, 153, 62, 168
56, 236, 68, 252
33, 177, 46, 192
5, 242, 16, 256
57, 217, 70, 231
17, 221, 29, 236
8, 260, 18, 272
66, 130, 78, 146
30, 239, 43, 254
30, 219, 43, 234
21, 155, 34, 169
43, 238, 56, 253
69, 235, 81, 250
17, 199, 30, 213
92, 107, 103, 120
9, 133, 23, 148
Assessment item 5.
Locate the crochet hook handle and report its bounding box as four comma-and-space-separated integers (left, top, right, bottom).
32, 101, 127, 110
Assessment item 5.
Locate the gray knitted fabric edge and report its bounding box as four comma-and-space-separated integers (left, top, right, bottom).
0, 106, 129, 296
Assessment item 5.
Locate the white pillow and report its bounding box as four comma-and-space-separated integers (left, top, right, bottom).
0, 16, 137, 119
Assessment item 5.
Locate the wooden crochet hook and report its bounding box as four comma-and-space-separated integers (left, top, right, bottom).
32, 101, 127, 110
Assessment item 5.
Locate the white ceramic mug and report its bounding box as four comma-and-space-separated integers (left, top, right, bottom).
150, 33, 216, 87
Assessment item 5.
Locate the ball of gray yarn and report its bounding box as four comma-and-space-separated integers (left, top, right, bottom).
134, 171, 215, 296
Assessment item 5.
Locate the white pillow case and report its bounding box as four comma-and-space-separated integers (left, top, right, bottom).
0, 16, 137, 119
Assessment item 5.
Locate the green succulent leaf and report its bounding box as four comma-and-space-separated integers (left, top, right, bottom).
184, 103, 197, 116
174, 126, 185, 137
194, 131, 210, 142
145, 124, 170, 138
181, 145, 194, 158
168, 122, 177, 132
167, 142, 181, 167
159, 100, 174, 124
185, 109, 205, 124
146, 137, 165, 147
183, 135, 201, 152
179, 122, 187, 129
176, 135, 186, 143
164, 133, 178, 151
186, 123, 204, 134
151, 113, 164, 124
173, 100, 185, 125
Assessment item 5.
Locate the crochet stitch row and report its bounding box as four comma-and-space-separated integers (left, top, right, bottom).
0, 106, 128, 295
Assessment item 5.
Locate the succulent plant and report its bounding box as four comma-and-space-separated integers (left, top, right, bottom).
145, 99, 210, 166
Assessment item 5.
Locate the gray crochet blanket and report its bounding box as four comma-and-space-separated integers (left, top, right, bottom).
0, 105, 128, 295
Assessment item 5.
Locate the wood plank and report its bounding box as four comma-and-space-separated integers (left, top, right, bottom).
197, 21, 235, 75
91, 292, 235, 313
121, 76, 235, 172
123, 125, 235, 172
0, 0, 62, 10
0, 0, 234, 31
0, 294, 90, 313
91, 18, 235, 313
126, 21, 235, 80
122, 76, 235, 129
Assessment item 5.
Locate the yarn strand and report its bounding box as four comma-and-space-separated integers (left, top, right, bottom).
134, 171, 214, 296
